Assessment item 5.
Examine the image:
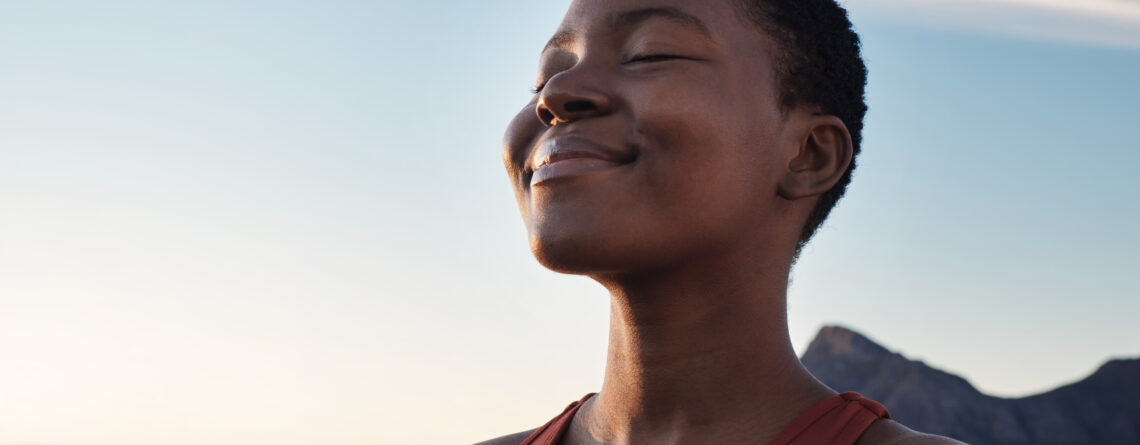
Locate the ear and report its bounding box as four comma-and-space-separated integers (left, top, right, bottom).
778, 115, 853, 201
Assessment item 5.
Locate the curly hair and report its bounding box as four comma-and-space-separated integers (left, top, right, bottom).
735, 0, 868, 250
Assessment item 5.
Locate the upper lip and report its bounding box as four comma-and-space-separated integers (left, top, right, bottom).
529, 136, 636, 172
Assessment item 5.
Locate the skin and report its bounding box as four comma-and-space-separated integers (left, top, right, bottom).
485, 0, 965, 444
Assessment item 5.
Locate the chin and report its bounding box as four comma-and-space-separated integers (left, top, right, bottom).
527, 218, 669, 276
528, 230, 620, 275
527, 225, 691, 278
519, 196, 726, 277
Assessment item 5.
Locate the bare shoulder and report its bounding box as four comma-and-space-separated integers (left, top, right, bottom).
472, 428, 538, 445
857, 419, 969, 445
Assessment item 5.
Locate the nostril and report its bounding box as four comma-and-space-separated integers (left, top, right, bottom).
537, 97, 601, 126
564, 100, 594, 113
537, 107, 556, 126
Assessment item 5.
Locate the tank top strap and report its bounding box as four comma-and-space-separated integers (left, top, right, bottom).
520, 393, 596, 445
521, 392, 888, 445
766, 392, 891, 445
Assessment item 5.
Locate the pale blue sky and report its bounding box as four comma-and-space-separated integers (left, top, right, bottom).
1, 1, 1138, 444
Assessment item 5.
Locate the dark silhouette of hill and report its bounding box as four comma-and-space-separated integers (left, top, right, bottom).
801, 326, 1140, 445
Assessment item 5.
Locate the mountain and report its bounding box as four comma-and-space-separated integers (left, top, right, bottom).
800, 326, 1140, 445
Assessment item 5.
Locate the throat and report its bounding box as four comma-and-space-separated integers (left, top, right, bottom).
571, 281, 834, 445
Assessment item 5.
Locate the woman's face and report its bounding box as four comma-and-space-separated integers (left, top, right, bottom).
503, 0, 800, 275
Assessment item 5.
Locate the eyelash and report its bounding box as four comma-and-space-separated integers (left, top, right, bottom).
627, 54, 682, 64
530, 54, 682, 94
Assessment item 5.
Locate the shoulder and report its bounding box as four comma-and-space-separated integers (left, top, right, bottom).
857, 419, 968, 445
472, 428, 538, 445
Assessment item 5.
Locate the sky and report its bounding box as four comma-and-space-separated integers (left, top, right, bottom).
1, 1, 1138, 444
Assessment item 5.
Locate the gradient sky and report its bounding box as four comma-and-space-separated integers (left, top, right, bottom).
1, 1, 1138, 444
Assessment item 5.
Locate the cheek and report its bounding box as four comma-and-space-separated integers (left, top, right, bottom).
502, 102, 543, 218
632, 92, 777, 220
617, 92, 791, 264
503, 102, 541, 173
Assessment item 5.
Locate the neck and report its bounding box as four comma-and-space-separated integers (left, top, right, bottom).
570, 248, 834, 445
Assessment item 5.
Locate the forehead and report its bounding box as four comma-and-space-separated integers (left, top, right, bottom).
545, 0, 783, 115
554, 0, 761, 48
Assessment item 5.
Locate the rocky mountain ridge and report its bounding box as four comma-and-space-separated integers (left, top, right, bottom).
801, 326, 1140, 445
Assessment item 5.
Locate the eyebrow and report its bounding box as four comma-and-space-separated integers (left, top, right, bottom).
611, 7, 711, 37
542, 6, 712, 53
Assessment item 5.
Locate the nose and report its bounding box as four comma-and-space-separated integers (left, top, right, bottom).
535, 68, 613, 126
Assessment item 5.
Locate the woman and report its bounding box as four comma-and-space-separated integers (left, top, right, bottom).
483, 0, 963, 443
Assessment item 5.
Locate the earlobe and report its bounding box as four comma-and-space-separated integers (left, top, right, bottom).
777, 115, 853, 200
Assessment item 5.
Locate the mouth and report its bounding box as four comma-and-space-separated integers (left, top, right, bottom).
529, 136, 637, 186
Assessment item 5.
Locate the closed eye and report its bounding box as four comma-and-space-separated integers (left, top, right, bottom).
532, 54, 685, 93
626, 54, 684, 64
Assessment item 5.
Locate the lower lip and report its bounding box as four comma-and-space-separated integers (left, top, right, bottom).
531, 158, 626, 186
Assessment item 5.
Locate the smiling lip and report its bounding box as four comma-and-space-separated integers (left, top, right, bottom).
530, 137, 635, 185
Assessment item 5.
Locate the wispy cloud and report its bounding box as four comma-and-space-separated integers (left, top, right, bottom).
851, 0, 1140, 49
996, 0, 1140, 21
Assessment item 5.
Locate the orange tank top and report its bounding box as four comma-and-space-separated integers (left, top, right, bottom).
519, 392, 890, 445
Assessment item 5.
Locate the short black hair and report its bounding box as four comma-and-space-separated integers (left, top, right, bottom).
735, 0, 868, 250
